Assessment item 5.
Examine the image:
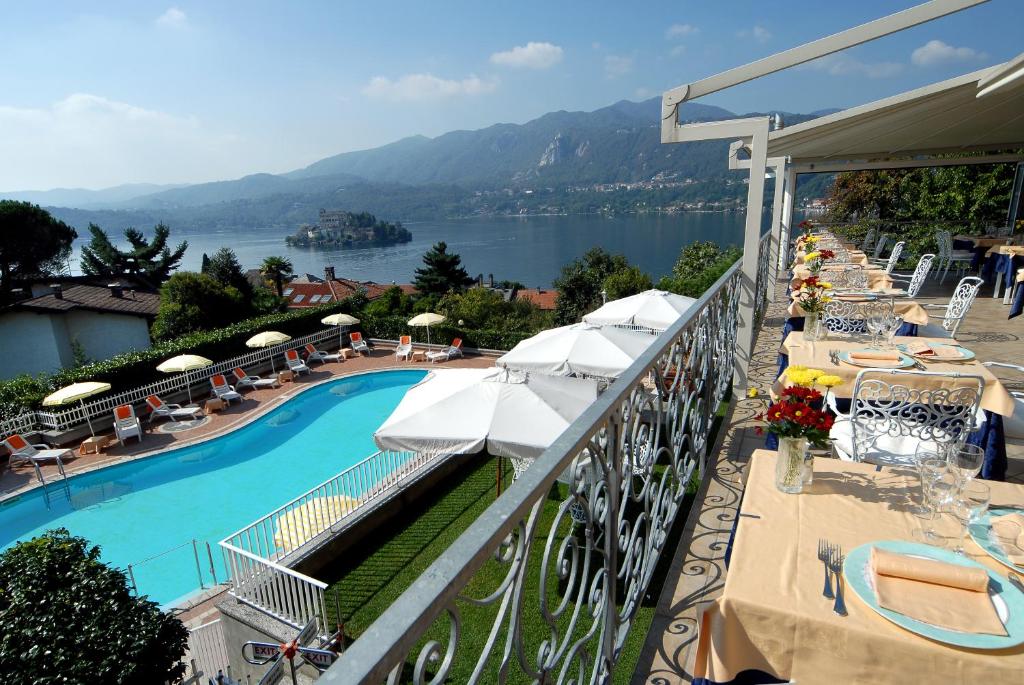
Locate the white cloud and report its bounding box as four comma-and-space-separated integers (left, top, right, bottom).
156, 7, 187, 29
490, 42, 563, 69
362, 73, 498, 101
911, 40, 985, 67
604, 55, 633, 79
666, 23, 698, 39
737, 25, 771, 43
669, 45, 686, 57
0, 94, 252, 189
801, 53, 904, 79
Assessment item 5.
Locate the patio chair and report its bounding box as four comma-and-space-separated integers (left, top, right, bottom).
395, 335, 413, 361
888, 253, 934, 298
822, 298, 894, 335
918, 276, 983, 339
859, 227, 877, 253
427, 338, 463, 363
982, 362, 1024, 440
285, 349, 311, 376
2, 434, 69, 482
232, 367, 279, 391
145, 395, 204, 423
210, 374, 243, 404
349, 331, 369, 355
112, 404, 142, 446
304, 342, 341, 365
935, 230, 974, 283
872, 235, 889, 260
869, 240, 904, 274
829, 267, 869, 290
828, 368, 983, 467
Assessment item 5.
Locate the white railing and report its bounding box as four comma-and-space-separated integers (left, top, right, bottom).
0, 410, 38, 438
220, 448, 447, 627
183, 619, 231, 681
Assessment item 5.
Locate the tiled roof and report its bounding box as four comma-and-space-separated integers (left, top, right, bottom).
283, 278, 411, 308
516, 288, 558, 310
14, 284, 160, 317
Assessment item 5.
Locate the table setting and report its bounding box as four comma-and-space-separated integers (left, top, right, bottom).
981, 244, 1024, 301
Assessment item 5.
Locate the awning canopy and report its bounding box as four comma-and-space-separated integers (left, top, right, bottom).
766, 61, 1024, 164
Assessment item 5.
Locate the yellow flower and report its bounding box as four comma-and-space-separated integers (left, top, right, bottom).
747, 387, 759, 398
803, 235, 819, 244
819, 282, 833, 289
785, 369, 817, 387
816, 374, 843, 388
805, 368, 824, 380
788, 365, 808, 373
821, 296, 832, 303
804, 251, 821, 261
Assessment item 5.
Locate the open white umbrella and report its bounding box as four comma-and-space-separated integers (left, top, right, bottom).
42, 381, 112, 437
374, 367, 598, 459
246, 331, 292, 371
497, 322, 655, 379
583, 289, 697, 332
156, 354, 213, 404
407, 312, 445, 347
321, 313, 360, 350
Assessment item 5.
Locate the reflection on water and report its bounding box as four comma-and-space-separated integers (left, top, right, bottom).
69, 214, 747, 287
330, 379, 368, 397
267, 409, 301, 427
68, 480, 135, 510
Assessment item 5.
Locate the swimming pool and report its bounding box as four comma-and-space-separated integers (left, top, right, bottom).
0, 369, 427, 606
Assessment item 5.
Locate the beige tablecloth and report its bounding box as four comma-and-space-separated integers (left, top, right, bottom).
953, 235, 1015, 248
693, 453, 1024, 684
775, 332, 1015, 416
790, 264, 894, 292
986, 244, 1024, 258
785, 297, 929, 325
793, 250, 869, 267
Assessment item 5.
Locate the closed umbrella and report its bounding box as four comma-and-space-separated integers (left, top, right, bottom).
583, 289, 697, 332
42, 381, 112, 437
321, 313, 360, 350
156, 354, 213, 404
497, 322, 655, 379
407, 312, 445, 347
246, 331, 292, 371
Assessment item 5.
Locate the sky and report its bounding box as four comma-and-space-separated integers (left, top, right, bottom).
1, 1, 1020, 191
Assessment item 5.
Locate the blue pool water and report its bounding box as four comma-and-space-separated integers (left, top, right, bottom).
0, 369, 426, 606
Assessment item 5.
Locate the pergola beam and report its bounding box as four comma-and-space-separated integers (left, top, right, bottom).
792, 152, 1024, 174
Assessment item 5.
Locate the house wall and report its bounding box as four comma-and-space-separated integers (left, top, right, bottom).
64, 311, 151, 364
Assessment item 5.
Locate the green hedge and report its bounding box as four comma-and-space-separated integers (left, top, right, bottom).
355, 314, 534, 351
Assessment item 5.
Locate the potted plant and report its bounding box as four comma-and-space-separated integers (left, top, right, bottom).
794, 276, 832, 341
757, 376, 837, 493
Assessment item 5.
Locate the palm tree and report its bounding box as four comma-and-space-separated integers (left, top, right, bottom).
260, 256, 294, 297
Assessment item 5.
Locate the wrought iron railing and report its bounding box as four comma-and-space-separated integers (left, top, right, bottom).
753, 230, 773, 329
318, 258, 746, 684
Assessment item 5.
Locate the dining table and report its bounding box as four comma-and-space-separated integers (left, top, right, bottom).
981, 244, 1024, 302
692, 451, 1024, 685
774, 331, 1013, 480
953, 234, 1015, 269
1011, 268, 1024, 319
793, 249, 870, 267
790, 264, 895, 292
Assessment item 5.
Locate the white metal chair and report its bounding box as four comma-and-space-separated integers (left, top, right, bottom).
830, 267, 869, 290
395, 335, 413, 361
232, 367, 279, 391
870, 240, 904, 274
888, 253, 935, 298
823, 298, 894, 334
981, 362, 1024, 440
919, 276, 983, 339
2, 434, 70, 483
349, 332, 369, 355
859, 227, 877, 253
112, 404, 142, 445
935, 230, 974, 284
210, 374, 243, 404
285, 349, 311, 376
304, 343, 341, 365
872, 235, 889, 260
145, 395, 203, 422
829, 368, 983, 467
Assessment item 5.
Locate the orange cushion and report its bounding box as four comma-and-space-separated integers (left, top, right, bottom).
5, 434, 28, 450
114, 405, 132, 420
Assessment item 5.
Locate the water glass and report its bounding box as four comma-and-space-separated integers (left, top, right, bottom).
865, 313, 885, 347
883, 315, 904, 349
946, 444, 985, 485
912, 447, 946, 516
950, 481, 991, 555
922, 470, 957, 545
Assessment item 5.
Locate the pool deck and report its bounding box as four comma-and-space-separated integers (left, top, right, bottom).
0, 345, 496, 501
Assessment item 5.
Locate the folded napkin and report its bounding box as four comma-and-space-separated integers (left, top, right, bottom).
870, 547, 1006, 635
836, 294, 874, 301
848, 350, 902, 367
990, 513, 1024, 568
903, 341, 964, 359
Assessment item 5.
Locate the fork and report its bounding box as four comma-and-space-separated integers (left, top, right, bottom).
818, 539, 834, 599
829, 544, 848, 616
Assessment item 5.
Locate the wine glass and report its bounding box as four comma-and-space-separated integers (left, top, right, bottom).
922, 470, 957, 545
950, 481, 991, 556
865, 311, 885, 347
946, 444, 985, 486
883, 315, 904, 350
911, 446, 945, 516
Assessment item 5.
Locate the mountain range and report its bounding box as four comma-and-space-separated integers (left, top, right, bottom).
1, 97, 831, 229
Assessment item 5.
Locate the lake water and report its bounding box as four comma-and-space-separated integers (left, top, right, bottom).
71, 213, 748, 287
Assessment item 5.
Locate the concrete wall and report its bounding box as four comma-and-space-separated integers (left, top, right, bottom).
64, 311, 151, 364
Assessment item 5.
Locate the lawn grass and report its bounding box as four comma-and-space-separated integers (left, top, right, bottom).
320, 396, 730, 682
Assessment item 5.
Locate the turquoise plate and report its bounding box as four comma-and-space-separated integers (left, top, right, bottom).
843, 540, 1024, 649
838, 350, 914, 369
896, 343, 976, 362
969, 506, 1024, 573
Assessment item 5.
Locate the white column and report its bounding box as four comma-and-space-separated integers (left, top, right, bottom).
766, 157, 787, 304
779, 165, 798, 272
734, 121, 770, 389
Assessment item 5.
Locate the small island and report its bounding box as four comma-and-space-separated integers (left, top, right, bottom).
285, 209, 412, 248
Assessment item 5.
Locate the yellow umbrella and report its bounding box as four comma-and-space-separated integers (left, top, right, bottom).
273, 495, 359, 552
156, 355, 213, 404
407, 312, 446, 347
42, 381, 112, 436
321, 314, 360, 349
246, 331, 292, 371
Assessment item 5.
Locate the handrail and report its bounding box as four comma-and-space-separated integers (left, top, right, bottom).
321, 257, 745, 683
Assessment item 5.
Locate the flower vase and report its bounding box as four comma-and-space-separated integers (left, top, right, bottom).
776, 437, 807, 494
803, 451, 814, 486
804, 312, 822, 341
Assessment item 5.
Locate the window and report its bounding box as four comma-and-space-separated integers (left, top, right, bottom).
283, 288, 294, 296
293, 294, 305, 303
309, 294, 322, 304
320, 295, 332, 303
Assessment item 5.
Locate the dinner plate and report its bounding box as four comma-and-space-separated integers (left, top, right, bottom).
844, 540, 1024, 649
896, 343, 976, 362
969, 506, 1024, 573
834, 293, 878, 302
837, 350, 914, 368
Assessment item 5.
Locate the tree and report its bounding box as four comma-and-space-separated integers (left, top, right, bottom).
0, 201, 77, 303
602, 265, 652, 301
0, 529, 188, 683
658, 241, 741, 298
151, 272, 245, 341
260, 255, 294, 297
80, 223, 187, 284
204, 247, 253, 299
413, 241, 474, 297
552, 247, 634, 325
364, 285, 412, 317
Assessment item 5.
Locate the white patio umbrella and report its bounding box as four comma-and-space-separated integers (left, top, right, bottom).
42, 381, 112, 437
408, 312, 445, 347
321, 313, 360, 350
374, 367, 598, 459
246, 331, 292, 371
156, 354, 213, 404
583, 289, 697, 332
497, 322, 655, 379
